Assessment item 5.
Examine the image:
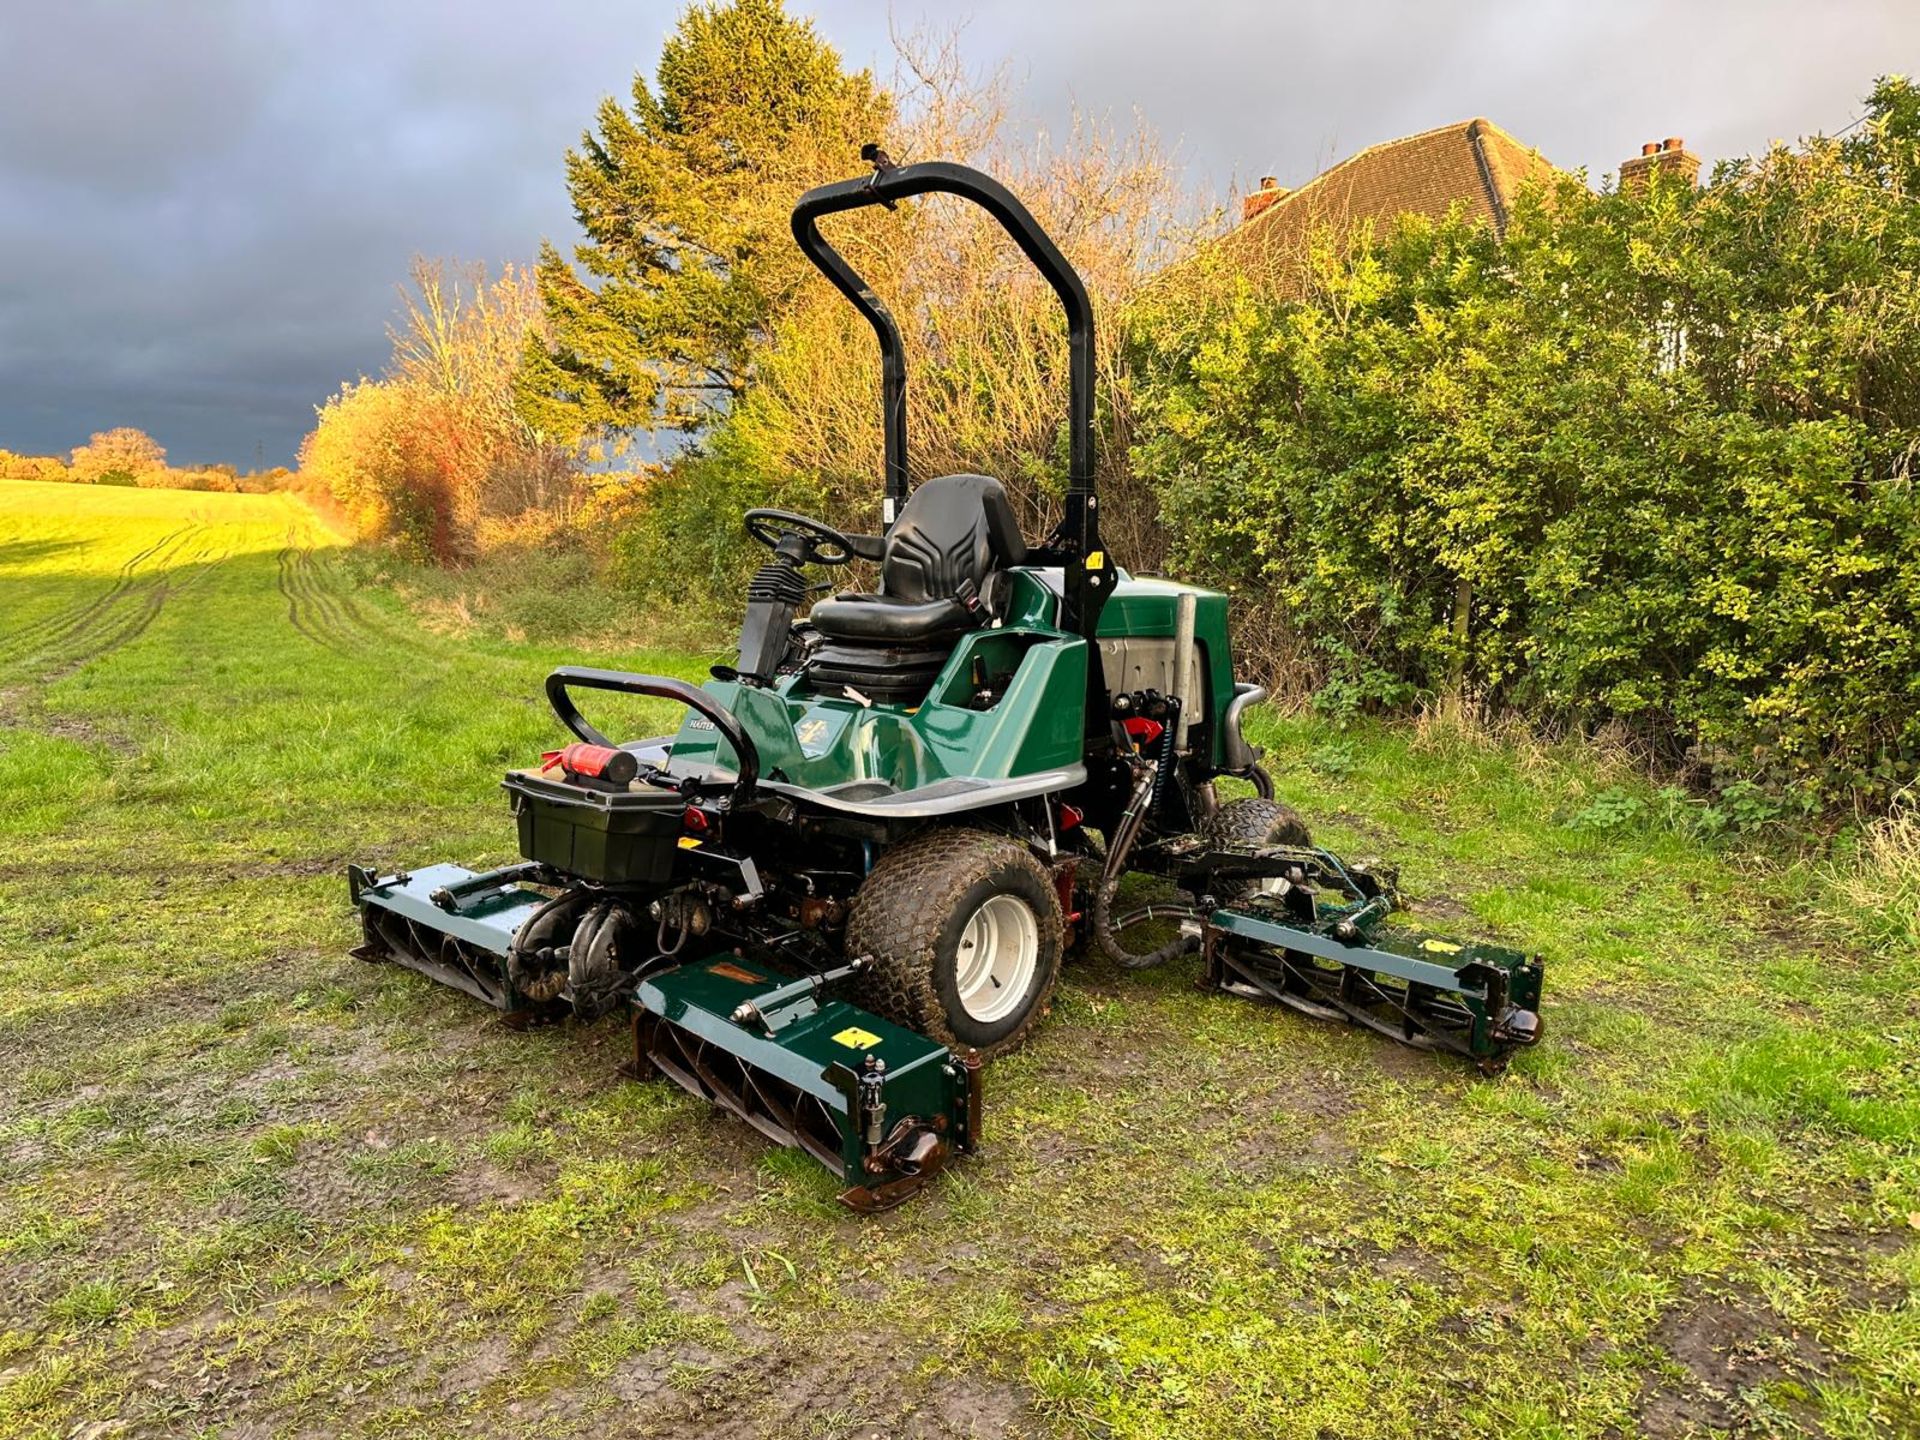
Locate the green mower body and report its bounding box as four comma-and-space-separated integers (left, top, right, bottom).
349, 154, 1547, 1209
663, 570, 1240, 809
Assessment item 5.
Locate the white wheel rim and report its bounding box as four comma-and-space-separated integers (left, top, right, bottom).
954, 893, 1040, 1024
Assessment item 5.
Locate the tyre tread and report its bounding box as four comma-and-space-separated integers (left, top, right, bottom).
845, 827, 1062, 1058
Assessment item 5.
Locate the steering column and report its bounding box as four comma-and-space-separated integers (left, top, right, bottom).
734, 507, 858, 684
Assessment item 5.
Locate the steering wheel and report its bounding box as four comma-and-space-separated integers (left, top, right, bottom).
742, 508, 857, 567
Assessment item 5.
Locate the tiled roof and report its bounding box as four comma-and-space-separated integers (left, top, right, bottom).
1221, 119, 1560, 290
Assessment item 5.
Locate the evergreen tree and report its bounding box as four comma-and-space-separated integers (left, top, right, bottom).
520, 0, 889, 445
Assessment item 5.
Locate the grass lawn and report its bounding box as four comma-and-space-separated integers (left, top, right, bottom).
1, 478, 1915, 1438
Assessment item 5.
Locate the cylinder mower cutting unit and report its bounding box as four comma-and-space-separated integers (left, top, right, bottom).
348, 151, 1545, 1211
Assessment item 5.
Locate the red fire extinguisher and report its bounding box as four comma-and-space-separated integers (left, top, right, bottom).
540, 742, 638, 786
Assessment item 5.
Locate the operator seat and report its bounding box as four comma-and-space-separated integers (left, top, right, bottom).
806, 473, 1025, 702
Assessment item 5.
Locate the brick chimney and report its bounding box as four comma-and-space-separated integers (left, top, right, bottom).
1619, 135, 1700, 193
1241, 175, 1290, 222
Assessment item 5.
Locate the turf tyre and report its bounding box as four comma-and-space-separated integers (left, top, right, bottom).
846, 828, 1064, 1059
1204, 797, 1314, 902
1206, 796, 1313, 849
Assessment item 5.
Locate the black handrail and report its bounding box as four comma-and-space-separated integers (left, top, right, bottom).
545, 667, 759, 797
790, 158, 1095, 514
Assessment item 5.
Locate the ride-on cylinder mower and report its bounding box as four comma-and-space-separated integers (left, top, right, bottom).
349, 150, 1544, 1209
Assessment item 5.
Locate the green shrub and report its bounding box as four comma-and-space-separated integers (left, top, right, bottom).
1133, 76, 1920, 810
606, 431, 820, 639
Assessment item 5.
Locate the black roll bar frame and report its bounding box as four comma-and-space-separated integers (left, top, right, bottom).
789, 155, 1115, 650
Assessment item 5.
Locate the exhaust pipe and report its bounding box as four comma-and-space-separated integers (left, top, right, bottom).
1171, 590, 1197, 753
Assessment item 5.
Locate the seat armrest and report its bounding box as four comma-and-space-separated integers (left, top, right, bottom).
844, 532, 886, 563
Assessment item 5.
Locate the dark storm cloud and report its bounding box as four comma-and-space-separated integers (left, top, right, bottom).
1, 0, 1914, 467
0, 0, 655, 466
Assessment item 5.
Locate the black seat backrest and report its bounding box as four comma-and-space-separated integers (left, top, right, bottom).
882, 474, 1027, 603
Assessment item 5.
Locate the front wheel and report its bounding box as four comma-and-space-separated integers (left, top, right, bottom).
846, 829, 1065, 1058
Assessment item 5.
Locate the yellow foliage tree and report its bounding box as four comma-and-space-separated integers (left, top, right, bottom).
0, 451, 73, 482
301, 380, 460, 561
730, 30, 1202, 566
69, 427, 167, 485
301, 259, 575, 559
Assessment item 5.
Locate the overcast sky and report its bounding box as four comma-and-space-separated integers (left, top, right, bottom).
1, 1, 1913, 469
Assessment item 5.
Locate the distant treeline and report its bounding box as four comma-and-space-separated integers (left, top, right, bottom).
1, 429, 294, 494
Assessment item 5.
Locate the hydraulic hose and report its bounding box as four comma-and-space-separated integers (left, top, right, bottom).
1091, 757, 1206, 970
505, 885, 597, 1002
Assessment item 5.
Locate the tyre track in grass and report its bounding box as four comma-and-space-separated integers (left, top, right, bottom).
35, 530, 233, 686
291, 541, 362, 649
276, 539, 339, 652
3, 525, 204, 679
305, 543, 413, 650
277, 519, 443, 661
0, 523, 194, 664
277, 530, 369, 654
0, 527, 233, 732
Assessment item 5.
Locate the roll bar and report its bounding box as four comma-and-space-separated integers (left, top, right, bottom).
546, 667, 759, 799
790, 154, 1113, 644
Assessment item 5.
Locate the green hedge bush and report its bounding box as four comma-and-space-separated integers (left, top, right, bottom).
1133, 78, 1920, 810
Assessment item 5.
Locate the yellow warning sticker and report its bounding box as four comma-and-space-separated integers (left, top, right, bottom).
1086, 550, 1105, 570
832, 1026, 882, 1049
795, 717, 831, 754
1420, 938, 1463, 955
677, 836, 703, 849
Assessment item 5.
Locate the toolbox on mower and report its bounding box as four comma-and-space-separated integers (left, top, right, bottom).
347, 148, 1547, 1209
504, 769, 686, 886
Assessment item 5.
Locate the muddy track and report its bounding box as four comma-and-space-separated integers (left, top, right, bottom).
0, 524, 195, 663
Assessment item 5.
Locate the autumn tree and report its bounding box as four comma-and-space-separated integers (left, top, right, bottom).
519, 0, 890, 445
0, 450, 71, 482
69, 427, 165, 484
390, 258, 574, 525
302, 379, 457, 561
301, 259, 573, 559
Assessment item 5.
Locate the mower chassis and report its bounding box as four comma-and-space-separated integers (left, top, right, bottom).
341, 153, 1554, 1207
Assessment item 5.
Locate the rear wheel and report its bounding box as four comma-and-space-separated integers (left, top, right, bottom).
846, 828, 1064, 1058
1205, 796, 1314, 901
